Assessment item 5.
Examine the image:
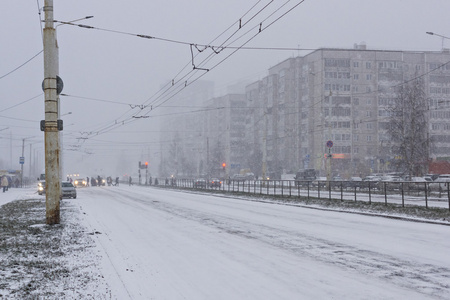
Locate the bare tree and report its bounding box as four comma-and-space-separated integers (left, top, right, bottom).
387, 78, 430, 177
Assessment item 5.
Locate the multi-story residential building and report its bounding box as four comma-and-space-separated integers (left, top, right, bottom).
246, 45, 450, 178
158, 80, 214, 177
204, 94, 247, 178
158, 46, 450, 179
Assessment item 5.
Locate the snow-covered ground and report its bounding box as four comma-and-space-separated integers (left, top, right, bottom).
1, 185, 450, 299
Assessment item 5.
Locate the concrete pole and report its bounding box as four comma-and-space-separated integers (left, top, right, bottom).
21, 139, 24, 188
43, 0, 61, 225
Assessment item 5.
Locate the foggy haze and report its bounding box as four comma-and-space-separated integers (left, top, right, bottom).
1, 0, 449, 179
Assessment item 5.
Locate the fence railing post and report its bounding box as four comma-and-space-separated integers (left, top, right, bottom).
401, 182, 405, 207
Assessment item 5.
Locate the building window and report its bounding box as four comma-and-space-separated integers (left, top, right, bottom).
366, 62, 372, 69
367, 135, 372, 141
353, 62, 359, 68
354, 74, 359, 80
325, 58, 350, 68
366, 74, 372, 80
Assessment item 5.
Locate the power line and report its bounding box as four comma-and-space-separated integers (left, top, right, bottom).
65, 1, 308, 145
0, 93, 42, 113
0, 50, 43, 80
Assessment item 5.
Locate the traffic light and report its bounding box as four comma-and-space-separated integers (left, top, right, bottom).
222, 162, 226, 170
145, 162, 148, 169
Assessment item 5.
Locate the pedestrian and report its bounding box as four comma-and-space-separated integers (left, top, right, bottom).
1, 176, 8, 192
129, 177, 132, 186
115, 177, 119, 186
86, 176, 90, 187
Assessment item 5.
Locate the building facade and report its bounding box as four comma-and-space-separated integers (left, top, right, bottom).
159, 46, 450, 179
246, 46, 450, 178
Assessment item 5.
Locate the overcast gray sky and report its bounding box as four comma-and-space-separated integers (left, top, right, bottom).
1, 0, 450, 177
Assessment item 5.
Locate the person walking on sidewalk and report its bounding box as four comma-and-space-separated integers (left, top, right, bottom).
1, 176, 9, 192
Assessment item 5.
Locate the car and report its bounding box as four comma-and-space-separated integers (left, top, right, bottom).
73, 178, 87, 188
209, 178, 222, 188
429, 174, 450, 192
361, 175, 382, 189
378, 175, 402, 191
344, 177, 363, 189
38, 181, 45, 195
61, 181, 77, 199
406, 177, 429, 193
312, 177, 327, 188
194, 178, 207, 188
244, 173, 255, 180
231, 174, 246, 182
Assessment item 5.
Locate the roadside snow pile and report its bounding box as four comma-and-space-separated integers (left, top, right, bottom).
0, 197, 111, 299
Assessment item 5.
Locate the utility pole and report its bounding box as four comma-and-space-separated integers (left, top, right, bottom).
43, 0, 61, 225
21, 139, 25, 188
262, 109, 268, 181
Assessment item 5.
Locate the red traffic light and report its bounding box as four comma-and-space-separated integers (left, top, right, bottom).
222, 163, 226, 168
145, 162, 148, 168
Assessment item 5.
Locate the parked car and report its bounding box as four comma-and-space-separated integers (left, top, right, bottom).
378, 176, 402, 191
312, 177, 327, 188
61, 181, 77, 199
209, 178, 222, 188
344, 177, 363, 189
361, 175, 382, 189
231, 174, 246, 182
407, 177, 429, 193
244, 173, 255, 180
430, 174, 450, 192
38, 181, 45, 195
194, 178, 207, 188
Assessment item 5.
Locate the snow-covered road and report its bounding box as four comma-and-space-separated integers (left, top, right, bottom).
76, 185, 450, 299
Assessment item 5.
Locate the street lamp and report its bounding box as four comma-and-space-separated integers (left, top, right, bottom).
426, 31, 450, 50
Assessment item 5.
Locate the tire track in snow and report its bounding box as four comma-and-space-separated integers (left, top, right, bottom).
99, 187, 450, 299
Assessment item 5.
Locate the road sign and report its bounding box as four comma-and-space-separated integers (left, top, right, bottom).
19, 157, 25, 164
326, 140, 333, 148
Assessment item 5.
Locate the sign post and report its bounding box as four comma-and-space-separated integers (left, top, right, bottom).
326, 141, 333, 187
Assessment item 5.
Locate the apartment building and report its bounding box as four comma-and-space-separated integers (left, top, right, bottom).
204, 94, 247, 177
246, 45, 450, 178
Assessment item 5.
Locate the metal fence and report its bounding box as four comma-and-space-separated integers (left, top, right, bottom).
155, 178, 450, 211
